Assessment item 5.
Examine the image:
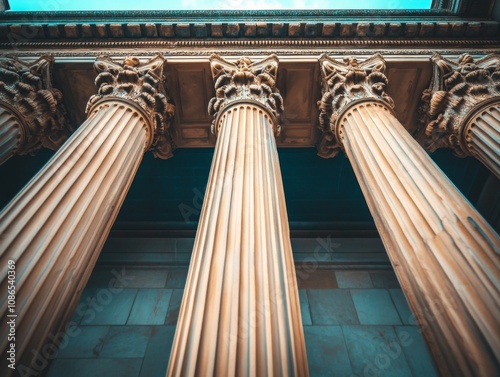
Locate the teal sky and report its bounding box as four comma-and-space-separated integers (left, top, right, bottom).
8, 0, 432, 11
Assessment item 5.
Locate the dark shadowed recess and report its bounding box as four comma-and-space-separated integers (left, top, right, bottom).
1, 146, 497, 236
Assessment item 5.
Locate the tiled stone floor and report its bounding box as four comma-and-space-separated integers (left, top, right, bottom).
47, 267, 438, 377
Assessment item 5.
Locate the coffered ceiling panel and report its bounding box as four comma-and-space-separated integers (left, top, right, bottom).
386, 61, 432, 135
166, 63, 214, 147
277, 62, 321, 147
53, 62, 95, 132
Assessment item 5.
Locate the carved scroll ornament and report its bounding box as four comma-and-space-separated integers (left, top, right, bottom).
0, 55, 70, 155
318, 53, 394, 158
419, 53, 500, 156
86, 54, 175, 159
208, 54, 284, 135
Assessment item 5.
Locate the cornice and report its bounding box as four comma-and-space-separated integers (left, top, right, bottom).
0, 9, 459, 22
0, 17, 498, 43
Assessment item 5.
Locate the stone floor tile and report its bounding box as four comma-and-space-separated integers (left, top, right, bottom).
100, 326, 152, 358
343, 325, 412, 377
128, 289, 173, 325
304, 325, 352, 377
165, 289, 184, 325
351, 289, 402, 325
47, 358, 142, 377
295, 267, 337, 289
395, 326, 439, 377
81, 289, 137, 325
56, 326, 109, 358
139, 326, 176, 377
390, 289, 415, 325
299, 289, 312, 325
336, 271, 373, 288
307, 289, 359, 325
370, 271, 401, 288
165, 269, 189, 288
113, 268, 168, 288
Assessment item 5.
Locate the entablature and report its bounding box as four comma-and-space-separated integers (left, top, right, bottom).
0, 6, 499, 43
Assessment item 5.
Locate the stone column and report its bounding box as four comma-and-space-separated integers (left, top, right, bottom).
318, 54, 500, 377
0, 55, 174, 375
0, 56, 70, 165
167, 55, 308, 377
419, 53, 500, 178
0, 103, 23, 164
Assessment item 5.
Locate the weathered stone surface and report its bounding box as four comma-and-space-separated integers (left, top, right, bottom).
109, 24, 124, 38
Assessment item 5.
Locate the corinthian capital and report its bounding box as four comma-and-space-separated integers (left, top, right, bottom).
318, 54, 394, 158
208, 54, 284, 135
419, 53, 500, 155
0, 55, 70, 155
86, 55, 175, 159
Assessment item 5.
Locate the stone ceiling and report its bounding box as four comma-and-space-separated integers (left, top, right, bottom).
53, 57, 432, 147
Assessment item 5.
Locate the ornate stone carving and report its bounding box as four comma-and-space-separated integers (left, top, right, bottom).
0, 55, 70, 155
86, 54, 175, 159
208, 54, 284, 135
2, 42, 499, 59
317, 53, 394, 158
0, 12, 498, 41
419, 53, 500, 155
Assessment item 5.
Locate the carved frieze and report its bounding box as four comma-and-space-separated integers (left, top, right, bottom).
1, 42, 499, 60
208, 54, 284, 135
419, 53, 500, 156
86, 54, 175, 159
0, 55, 70, 155
317, 53, 394, 158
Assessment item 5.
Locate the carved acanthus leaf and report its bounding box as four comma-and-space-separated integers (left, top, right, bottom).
317, 54, 394, 159
208, 54, 284, 135
0, 55, 71, 155
418, 53, 500, 155
86, 54, 175, 159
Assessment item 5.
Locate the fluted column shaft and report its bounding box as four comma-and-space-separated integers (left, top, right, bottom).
167, 103, 308, 376
0, 100, 150, 374
463, 101, 500, 178
0, 104, 23, 165
339, 101, 500, 377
